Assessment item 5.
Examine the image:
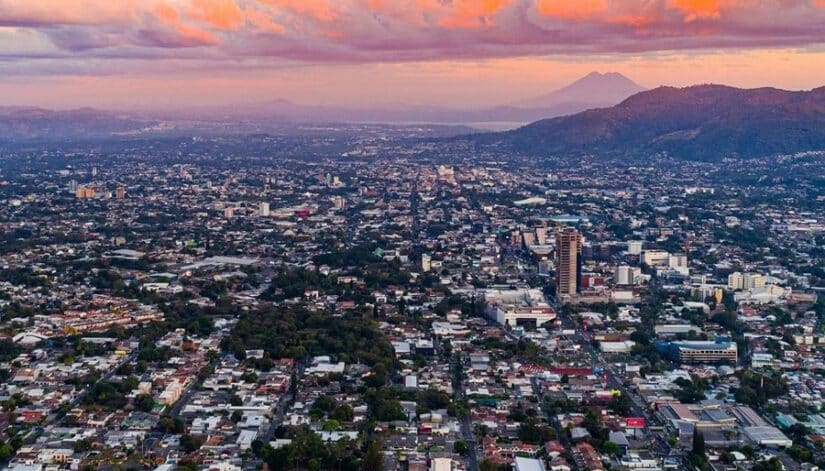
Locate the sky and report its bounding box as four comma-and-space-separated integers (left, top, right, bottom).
1, 0, 824, 109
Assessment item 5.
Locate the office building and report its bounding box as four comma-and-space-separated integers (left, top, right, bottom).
728, 272, 766, 291
657, 338, 738, 364
421, 254, 431, 273
75, 187, 95, 199
484, 288, 556, 327
616, 265, 641, 285
668, 253, 688, 270
259, 202, 270, 217
556, 226, 582, 297
535, 226, 548, 245
641, 250, 670, 266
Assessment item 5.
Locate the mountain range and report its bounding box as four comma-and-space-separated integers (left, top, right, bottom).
160, 71, 645, 125
1, 76, 824, 162
0, 71, 645, 140
471, 84, 825, 161
0, 107, 155, 140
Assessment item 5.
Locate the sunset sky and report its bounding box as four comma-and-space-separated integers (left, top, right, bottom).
1, 0, 825, 109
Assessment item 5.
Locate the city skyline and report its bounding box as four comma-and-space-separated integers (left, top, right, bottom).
1, 0, 825, 108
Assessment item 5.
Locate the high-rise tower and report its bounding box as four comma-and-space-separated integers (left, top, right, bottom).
556, 227, 582, 297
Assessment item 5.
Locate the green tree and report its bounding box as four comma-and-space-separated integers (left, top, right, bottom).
331, 405, 354, 422
134, 394, 154, 413
752, 457, 783, 471
692, 429, 705, 457
362, 440, 384, 471
73, 438, 93, 453
601, 441, 620, 456
0, 441, 15, 460
157, 416, 184, 434
322, 420, 340, 431
609, 393, 632, 416
180, 434, 204, 454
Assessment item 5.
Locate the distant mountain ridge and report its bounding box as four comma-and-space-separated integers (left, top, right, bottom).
471, 84, 825, 160
164, 71, 644, 125
0, 106, 155, 140
0, 72, 645, 139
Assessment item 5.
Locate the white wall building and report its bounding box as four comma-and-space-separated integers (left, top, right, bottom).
727, 272, 766, 291
642, 250, 669, 266
421, 254, 432, 273
617, 266, 642, 285
431, 458, 453, 471
484, 288, 556, 327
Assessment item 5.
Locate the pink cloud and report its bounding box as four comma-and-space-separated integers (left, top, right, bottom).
536, 0, 608, 21
244, 6, 286, 34
258, 0, 338, 23
0, 0, 141, 26
187, 0, 246, 30
438, 0, 515, 28
0, 0, 823, 68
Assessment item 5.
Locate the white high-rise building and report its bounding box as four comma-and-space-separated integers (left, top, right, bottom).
421, 254, 432, 273
628, 241, 643, 255
641, 250, 669, 266
668, 253, 688, 269
728, 272, 744, 290
431, 458, 453, 471
746, 274, 766, 289
727, 272, 766, 290
616, 265, 641, 285
535, 226, 548, 245
259, 202, 270, 217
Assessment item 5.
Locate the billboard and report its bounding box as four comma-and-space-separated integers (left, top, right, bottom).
626, 417, 646, 429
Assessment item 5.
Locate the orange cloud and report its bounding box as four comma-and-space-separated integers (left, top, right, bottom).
244, 6, 286, 34
175, 21, 221, 45
440, 0, 514, 28
535, 0, 657, 28
258, 0, 337, 23
152, 2, 180, 24
188, 0, 245, 30
667, 0, 722, 21
358, 0, 444, 27
608, 13, 658, 28
536, 0, 608, 21
150, 1, 220, 46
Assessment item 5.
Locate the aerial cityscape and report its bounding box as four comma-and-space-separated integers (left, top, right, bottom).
0, 2, 824, 471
